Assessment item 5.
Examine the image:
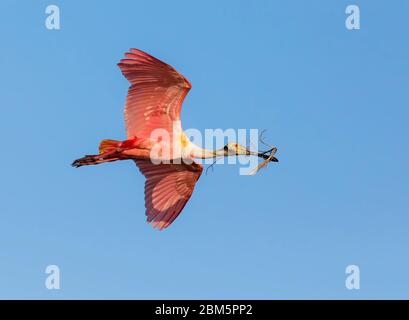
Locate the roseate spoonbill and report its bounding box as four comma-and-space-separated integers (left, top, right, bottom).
72, 49, 278, 229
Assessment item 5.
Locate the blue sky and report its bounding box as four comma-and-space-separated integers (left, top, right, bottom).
0, 0, 408, 299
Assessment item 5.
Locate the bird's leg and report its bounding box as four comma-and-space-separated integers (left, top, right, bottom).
71, 152, 121, 168
72, 140, 127, 168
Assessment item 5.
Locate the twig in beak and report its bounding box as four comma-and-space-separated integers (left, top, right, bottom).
205, 158, 218, 175
249, 133, 279, 175
250, 151, 277, 175
258, 129, 271, 149
261, 147, 277, 156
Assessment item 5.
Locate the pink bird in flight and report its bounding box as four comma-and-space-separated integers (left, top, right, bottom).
72, 49, 278, 230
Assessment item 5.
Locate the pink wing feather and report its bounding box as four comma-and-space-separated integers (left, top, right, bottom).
119, 49, 200, 229
118, 48, 192, 140
135, 160, 203, 229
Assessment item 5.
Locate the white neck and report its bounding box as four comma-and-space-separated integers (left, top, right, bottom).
187, 142, 223, 159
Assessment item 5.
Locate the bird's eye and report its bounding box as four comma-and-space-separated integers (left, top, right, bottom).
224, 145, 229, 152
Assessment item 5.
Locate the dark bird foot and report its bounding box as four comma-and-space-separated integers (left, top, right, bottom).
71, 155, 99, 168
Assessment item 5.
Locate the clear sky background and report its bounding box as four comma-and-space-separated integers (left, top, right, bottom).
0, 0, 408, 299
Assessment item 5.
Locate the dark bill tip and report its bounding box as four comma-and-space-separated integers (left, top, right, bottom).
258, 153, 278, 162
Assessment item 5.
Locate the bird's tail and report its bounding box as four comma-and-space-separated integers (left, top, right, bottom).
72, 139, 121, 168
99, 139, 121, 153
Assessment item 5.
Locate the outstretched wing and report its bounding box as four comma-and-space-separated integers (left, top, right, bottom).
135, 160, 203, 230
118, 48, 192, 141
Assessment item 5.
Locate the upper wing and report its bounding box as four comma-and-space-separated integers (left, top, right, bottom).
135, 159, 203, 230
118, 48, 192, 140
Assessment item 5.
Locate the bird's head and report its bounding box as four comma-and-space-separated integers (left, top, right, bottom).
220, 142, 278, 162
